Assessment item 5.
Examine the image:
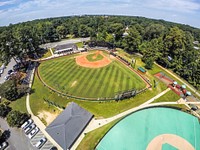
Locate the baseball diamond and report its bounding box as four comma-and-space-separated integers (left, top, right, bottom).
38, 50, 146, 99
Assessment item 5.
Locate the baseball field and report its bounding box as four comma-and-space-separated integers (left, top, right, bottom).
38, 51, 146, 99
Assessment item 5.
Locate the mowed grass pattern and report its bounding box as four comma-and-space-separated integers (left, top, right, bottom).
39, 56, 146, 98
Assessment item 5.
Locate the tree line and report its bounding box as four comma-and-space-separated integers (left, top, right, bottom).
0, 15, 200, 89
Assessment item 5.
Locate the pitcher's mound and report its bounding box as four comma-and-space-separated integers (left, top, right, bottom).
76, 51, 111, 68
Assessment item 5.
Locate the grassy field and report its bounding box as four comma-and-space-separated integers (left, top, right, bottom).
77, 118, 121, 150
9, 96, 28, 113
30, 71, 166, 118
86, 53, 104, 62
39, 53, 146, 99
152, 90, 180, 103
76, 42, 84, 48
42, 49, 52, 58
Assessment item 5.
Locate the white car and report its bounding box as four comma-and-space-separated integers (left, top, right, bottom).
0, 142, 8, 150
28, 127, 39, 139
4, 75, 10, 80
24, 124, 36, 135
0, 69, 3, 74
35, 137, 47, 149
21, 119, 33, 130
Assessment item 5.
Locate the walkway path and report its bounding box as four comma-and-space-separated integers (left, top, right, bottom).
49, 48, 54, 56
155, 62, 200, 97
71, 88, 171, 150
26, 68, 62, 150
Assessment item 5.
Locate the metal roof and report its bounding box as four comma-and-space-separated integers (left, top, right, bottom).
45, 102, 93, 150
55, 43, 77, 51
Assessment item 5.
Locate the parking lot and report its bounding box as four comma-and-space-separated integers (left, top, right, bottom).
0, 58, 16, 84
30, 131, 54, 150
21, 119, 55, 150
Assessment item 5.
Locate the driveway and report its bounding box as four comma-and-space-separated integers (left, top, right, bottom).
0, 58, 16, 84
0, 118, 37, 150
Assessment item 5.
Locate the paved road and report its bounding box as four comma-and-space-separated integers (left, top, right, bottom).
40, 37, 90, 49
0, 118, 37, 150
0, 58, 16, 84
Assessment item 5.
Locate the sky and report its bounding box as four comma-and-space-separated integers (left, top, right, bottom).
0, 0, 200, 28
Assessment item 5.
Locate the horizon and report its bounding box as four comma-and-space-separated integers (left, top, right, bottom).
0, 0, 200, 28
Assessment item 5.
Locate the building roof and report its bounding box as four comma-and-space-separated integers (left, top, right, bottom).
55, 43, 77, 51
45, 102, 93, 150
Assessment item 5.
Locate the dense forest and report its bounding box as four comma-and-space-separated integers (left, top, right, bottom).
0, 15, 200, 89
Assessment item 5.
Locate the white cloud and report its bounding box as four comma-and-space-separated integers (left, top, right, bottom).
0, 0, 16, 7
0, 0, 200, 27
144, 0, 200, 13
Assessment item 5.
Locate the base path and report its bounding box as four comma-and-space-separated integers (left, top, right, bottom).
76, 51, 111, 68
146, 134, 195, 150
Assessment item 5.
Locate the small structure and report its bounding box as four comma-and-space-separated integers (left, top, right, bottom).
138, 67, 146, 74
46, 102, 93, 150
54, 43, 78, 54
181, 85, 186, 90
194, 46, 199, 50
186, 91, 192, 96
172, 81, 177, 87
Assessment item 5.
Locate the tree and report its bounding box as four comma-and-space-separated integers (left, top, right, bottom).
56, 25, 66, 39
122, 27, 142, 52
78, 25, 90, 37
0, 80, 19, 101
6, 110, 30, 127
144, 24, 165, 40
144, 57, 154, 69
0, 104, 11, 118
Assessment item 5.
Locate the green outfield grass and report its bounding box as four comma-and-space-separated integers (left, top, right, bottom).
86, 53, 104, 62
152, 90, 180, 103
39, 53, 146, 99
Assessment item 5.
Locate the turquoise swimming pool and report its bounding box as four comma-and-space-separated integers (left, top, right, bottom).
96, 107, 200, 150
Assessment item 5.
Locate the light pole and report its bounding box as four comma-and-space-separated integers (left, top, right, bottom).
112, 33, 115, 50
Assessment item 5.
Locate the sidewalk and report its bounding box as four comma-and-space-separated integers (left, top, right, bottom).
26, 68, 62, 150
71, 88, 171, 150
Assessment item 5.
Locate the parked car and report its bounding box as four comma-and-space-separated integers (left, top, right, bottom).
21, 119, 33, 130
35, 137, 47, 149
7, 70, 13, 75
28, 127, 39, 139
50, 146, 57, 150
0, 142, 8, 150
25, 124, 36, 135
4, 75, 10, 80
0, 69, 3, 74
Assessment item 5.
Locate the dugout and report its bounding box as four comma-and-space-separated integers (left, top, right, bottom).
138, 67, 146, 74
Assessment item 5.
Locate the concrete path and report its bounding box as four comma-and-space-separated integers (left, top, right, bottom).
49, 48, 54, 56
155, 62, 200, 97
26, 68, 62, 150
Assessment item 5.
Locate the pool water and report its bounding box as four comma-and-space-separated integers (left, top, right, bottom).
96, 107, 200, 150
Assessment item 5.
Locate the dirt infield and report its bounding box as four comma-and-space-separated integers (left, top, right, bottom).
76, 51, 112, 68
146, 134, 195, 150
